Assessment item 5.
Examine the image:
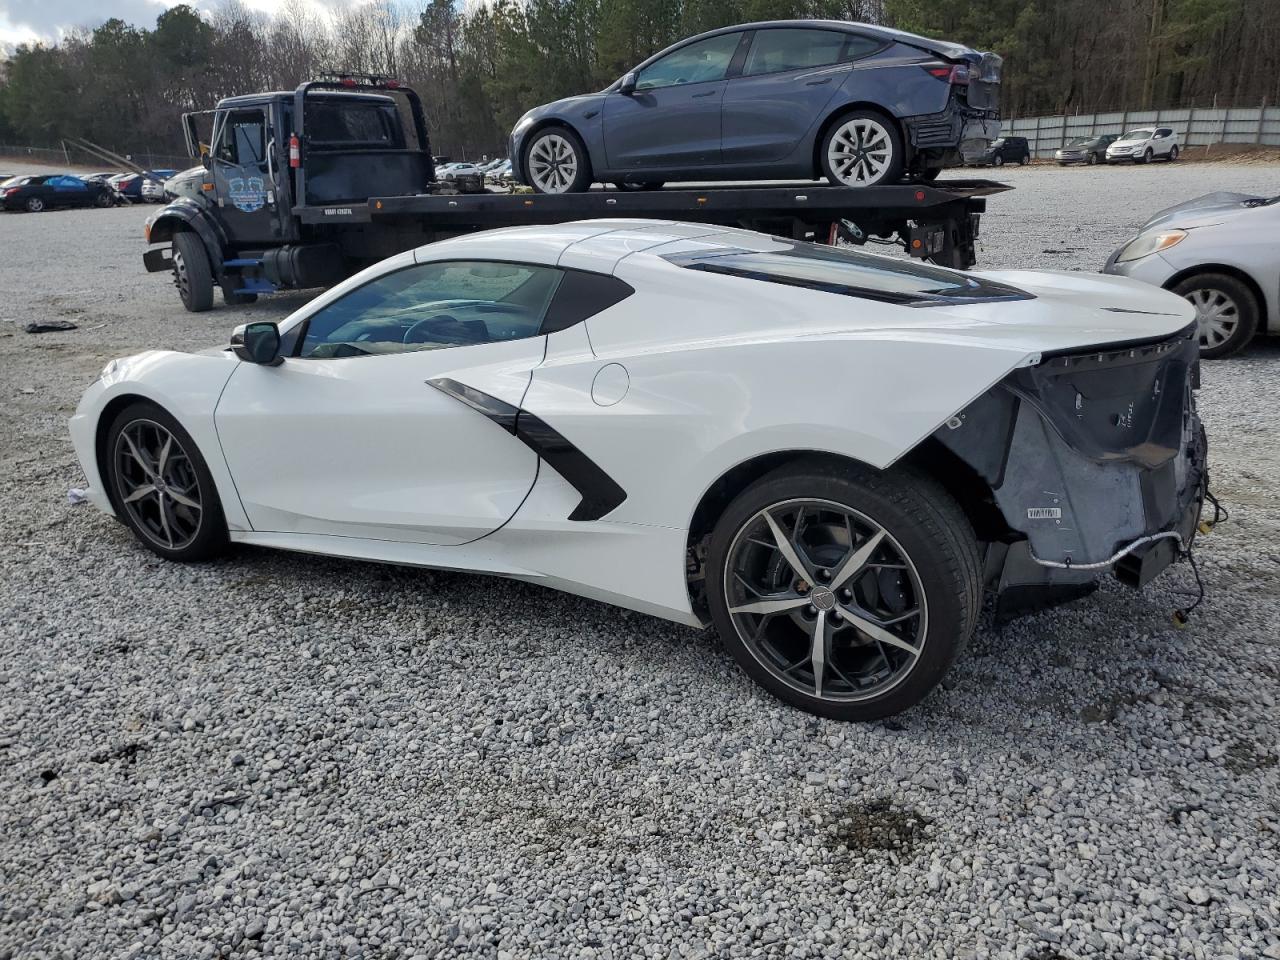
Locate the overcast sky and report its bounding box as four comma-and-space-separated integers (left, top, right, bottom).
0, 0, 351, 49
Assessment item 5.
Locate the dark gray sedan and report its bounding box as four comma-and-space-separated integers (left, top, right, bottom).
509, 20, 1002, 193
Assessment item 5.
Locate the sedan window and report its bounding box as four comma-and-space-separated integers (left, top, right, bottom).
299, 260, 562, 359
664, 240, 1031, 306
636, 32, 743, 90
742, 29, 874, 77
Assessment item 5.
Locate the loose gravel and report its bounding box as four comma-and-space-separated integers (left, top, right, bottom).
1, 162, 1278, 960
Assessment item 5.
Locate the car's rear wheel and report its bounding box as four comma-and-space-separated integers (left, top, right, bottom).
25, 197, 44, 213
706, 460, 980, 721
1018, 154, 1029, 165
105, 401, 228, 561
1172, 273, 1259, 359
1168, 145, 1179, 162
172, 230, 214, 313
820, 111, 904, 188
524, 126, 591, 194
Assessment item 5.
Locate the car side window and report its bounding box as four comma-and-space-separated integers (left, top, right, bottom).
1155, 127, 1172, 138
741, 29, 873, 77
635, 32, 743, 90
299, 260, 563, 359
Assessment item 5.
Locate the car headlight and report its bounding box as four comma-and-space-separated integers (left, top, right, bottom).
1115, 229, 1187, 263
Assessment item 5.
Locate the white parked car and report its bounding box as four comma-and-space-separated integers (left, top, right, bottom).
439, 162, 481, 180
1104, 191, 1279, 357
70, 221, 1207, 720
1106, 126, 1180, 164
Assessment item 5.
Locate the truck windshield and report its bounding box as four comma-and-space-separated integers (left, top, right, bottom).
306, 100, 404, 149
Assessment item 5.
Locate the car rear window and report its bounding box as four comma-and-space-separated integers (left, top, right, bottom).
663, 240, 1031, 306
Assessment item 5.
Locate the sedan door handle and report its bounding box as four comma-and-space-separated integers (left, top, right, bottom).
691, 91, 717, 98
805, 78, 832, 86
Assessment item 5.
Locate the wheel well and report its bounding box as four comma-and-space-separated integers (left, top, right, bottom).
682, 445, 1005, 618
812, 102, 906, 176
521, 119, 593, 175
1163, 264, 1267, 318
94, 393, 154, 516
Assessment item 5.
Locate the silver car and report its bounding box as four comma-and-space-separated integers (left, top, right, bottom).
1104, 191, 1278, 357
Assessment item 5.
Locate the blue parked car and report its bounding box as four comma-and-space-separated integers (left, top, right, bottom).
510, 20, 1002, 193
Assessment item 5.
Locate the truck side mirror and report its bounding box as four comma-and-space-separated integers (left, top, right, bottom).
619, 72, 637, 96
231, 321, 282, 365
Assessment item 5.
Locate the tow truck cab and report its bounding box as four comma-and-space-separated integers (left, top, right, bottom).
144, 76, 436, 309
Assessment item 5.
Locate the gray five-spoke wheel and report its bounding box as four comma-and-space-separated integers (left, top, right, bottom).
528, 133, 580, 193
113, 419, 204, 550
827, 118, 894, 186
1185, 287, 1240, 350
724, 498, 927, 703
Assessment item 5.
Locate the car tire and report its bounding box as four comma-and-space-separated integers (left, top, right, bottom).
25, 196, 45, 213
1088, 153, 1099, 165
1171, 273, 1260, 359
1018, 154, 1029, 165
819, 109, 905, 187
523, 126, 591, 194
1141, 148, 1153, 163
94, 190, 113, 208
706, 458, 981, 721
105, 400, 229, 562
1168, 145, 1179, 162
992, 154, 1004, 167
172, 231, 215, 313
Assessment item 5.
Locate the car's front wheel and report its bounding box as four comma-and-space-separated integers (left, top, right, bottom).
1172, 272, 1260, 358
1087, 152, 1099, 165
992, 154, 1005, 167
524, 126, 591, 194
820, 111, 905, 187
1141, 148, 1154, 163
25, 197, 44, 212
94, 190, 113, 208
706, 460, 981, 721
105, 401, 228, 561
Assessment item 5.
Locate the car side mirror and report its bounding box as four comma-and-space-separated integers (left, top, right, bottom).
231, 321, 282, 365
619, 72, 637, 95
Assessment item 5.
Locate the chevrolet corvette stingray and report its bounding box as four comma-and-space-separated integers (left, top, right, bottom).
71, 221, 1207, 720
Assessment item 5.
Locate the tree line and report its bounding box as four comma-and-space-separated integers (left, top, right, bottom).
1, 0, 1277, 163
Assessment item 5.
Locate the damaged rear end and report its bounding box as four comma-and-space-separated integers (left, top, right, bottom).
929, 322, 1206, 619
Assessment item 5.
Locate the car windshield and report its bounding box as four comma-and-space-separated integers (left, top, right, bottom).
1122, 128, 1154, 139
1068, 137, 1090, 145
663, 239, 1032, 306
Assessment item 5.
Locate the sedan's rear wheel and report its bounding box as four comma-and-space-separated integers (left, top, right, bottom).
1168, 145, 1179, 162
524, 127, 591, 194
25, 197, 44, 213
1172, 273, 1259, 359
105, 402, 228, 561
821, 112, 904, 188
707, 460, 980, 721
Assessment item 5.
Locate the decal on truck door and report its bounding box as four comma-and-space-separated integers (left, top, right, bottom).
228, 177, 267, 213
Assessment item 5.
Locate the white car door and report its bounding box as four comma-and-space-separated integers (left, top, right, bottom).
214, 258, 564, 545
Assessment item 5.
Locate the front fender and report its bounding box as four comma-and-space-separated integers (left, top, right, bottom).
69, 349, 250, 531
144, 198, 227, 277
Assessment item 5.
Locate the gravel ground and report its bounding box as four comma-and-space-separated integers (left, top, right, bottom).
1, 162, 1279, 960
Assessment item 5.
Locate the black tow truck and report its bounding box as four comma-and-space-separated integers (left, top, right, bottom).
143, 74, 1010, 312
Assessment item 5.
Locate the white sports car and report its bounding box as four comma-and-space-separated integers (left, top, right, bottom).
70, 221, 1208, 720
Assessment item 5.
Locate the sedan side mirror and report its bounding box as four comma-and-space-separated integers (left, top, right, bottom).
231, 321, 283, 365
619, 72, 637, 96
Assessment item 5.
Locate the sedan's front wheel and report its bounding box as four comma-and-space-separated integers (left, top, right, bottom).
106, 402, 228, 561
820, 111, 904, 187
524, 127, 591, 194
25, 197, 44, 212
707, 460, 980, 721
1172, 273, 1259, 358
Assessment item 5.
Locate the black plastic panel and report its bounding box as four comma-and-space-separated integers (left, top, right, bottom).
542, 271, 635, 334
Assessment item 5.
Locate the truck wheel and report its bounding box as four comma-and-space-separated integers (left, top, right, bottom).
706, 459, 981, 721
1171, 273, 1259, 359
821, 110, 904, 187
172, 231, 214, 313
524, 126, 591, 194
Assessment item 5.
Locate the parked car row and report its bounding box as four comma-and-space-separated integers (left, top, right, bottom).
1, 169, 178, 212
964, 129, 1183, 167
435, 158, 514, 187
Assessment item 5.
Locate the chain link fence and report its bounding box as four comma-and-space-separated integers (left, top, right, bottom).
0, 143, 190, 171
1003, 102, 1280, 159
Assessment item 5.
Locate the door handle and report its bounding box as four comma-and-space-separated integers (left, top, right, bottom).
805, 78, 832, 86
691, 91, 717, 98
